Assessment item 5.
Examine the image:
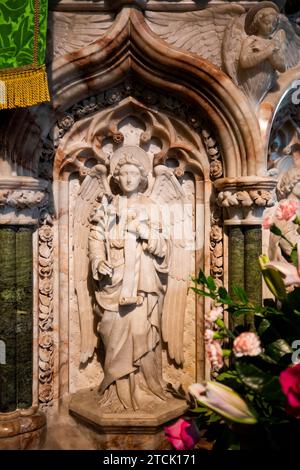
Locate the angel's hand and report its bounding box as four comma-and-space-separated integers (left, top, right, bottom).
127, 218, 139, 235
137, 222, 150, 240
97, 260, 113, 277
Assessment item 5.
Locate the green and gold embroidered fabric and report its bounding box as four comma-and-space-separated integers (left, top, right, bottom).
0, 0, 50, 109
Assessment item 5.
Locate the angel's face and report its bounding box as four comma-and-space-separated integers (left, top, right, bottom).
118, 163, 142, 195
257, 9, 278, 37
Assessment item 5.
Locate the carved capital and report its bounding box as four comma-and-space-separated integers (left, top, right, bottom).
214, 177, 278, 225
0, 178, 49, 225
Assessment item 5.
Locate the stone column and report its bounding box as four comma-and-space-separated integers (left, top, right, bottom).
215, 177, 277, 325
0, 177, 48, 450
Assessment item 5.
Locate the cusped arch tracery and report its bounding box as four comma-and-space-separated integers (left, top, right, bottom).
52, 88, 215, 183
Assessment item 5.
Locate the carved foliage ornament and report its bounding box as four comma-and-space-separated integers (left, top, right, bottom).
216, 179, 277, 224
38, 219, 55, 407
0, 190, 45, 208
0, 181, 49, 225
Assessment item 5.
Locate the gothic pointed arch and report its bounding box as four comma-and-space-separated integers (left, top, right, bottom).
5, 8, 263, 180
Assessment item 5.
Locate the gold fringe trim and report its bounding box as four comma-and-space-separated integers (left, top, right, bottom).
0, 65, 50, 110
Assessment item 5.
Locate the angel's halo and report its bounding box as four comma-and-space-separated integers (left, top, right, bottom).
109, 145, 152, 175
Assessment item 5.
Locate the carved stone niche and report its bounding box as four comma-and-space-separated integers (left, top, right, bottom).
50, 83, 218, 449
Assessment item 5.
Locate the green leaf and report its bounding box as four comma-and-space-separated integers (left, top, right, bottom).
218, 286, 228, 299
222, 349, 232, 357
258, 318, 271, 336
232, 285, 248, 304
291, 246, 298, 268
293, 215, 300, 225
265, 339, 293, 362
231, 307, 256, 317
217, 371, 240, 382
261, 376, 285, 402
258, 352, 277, 365
207, 413, 222, 424
216, 318, 225, 328
191, 287, 214, 298
270, 224, 283, 237
235, 361, 273, 392
213, 332, 228, 340
207, 276, 217, 292
190, 407, 207, 414
197, 269, 207, 285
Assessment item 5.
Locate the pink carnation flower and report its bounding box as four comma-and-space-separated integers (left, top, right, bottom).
207, 341, 223, 370
204, 329, 214, 343
165, 418, 200, 450
276, 199, 299, 221
262, 216, 272, 230
205, 306, 223, 325
233, 332, 262, 358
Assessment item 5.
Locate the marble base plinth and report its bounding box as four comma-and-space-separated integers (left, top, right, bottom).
69, 388, 187, 450
0, 407, 46, 450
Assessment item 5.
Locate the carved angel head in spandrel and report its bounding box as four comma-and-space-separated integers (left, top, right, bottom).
245, 2, 280, 37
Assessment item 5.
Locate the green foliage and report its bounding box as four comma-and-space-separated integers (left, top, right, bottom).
192, 262, 300, 450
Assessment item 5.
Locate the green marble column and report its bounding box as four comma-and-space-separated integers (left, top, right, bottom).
228, 226, 245, 292
244, 226, 262, 327
0, 228, 17, 412
228, 225, 263, 329
16, 228, 33, 408
228, 226, 245, 327
0, 226, 33, 412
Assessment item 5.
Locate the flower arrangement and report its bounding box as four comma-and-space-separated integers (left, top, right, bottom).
165, 199, 300, 450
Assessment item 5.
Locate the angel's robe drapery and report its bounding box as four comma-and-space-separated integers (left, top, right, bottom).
88, 194, 170, 393
0, 0, 50, 110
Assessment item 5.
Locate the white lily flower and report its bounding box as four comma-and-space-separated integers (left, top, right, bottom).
189, 381, 257, 424
265, 240, 300, 287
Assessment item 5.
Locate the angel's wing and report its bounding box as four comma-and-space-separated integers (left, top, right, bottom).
145, 5, 245, 69
278, 14, 300, 69
74, 164, 111, 364
151, 166, 193, 366
50, 12, 114, 58
222, 15, 246, 85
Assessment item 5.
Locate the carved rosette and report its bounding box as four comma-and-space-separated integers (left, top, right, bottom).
215, 177, 278, 225
201, 127, 224, 284
210, 207, 224, 286
202, 129, 223, 181
38, 221, 55, 408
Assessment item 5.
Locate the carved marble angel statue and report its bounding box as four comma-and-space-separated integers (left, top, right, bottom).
74, 146, 191, 411
146, 2, 300, 105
